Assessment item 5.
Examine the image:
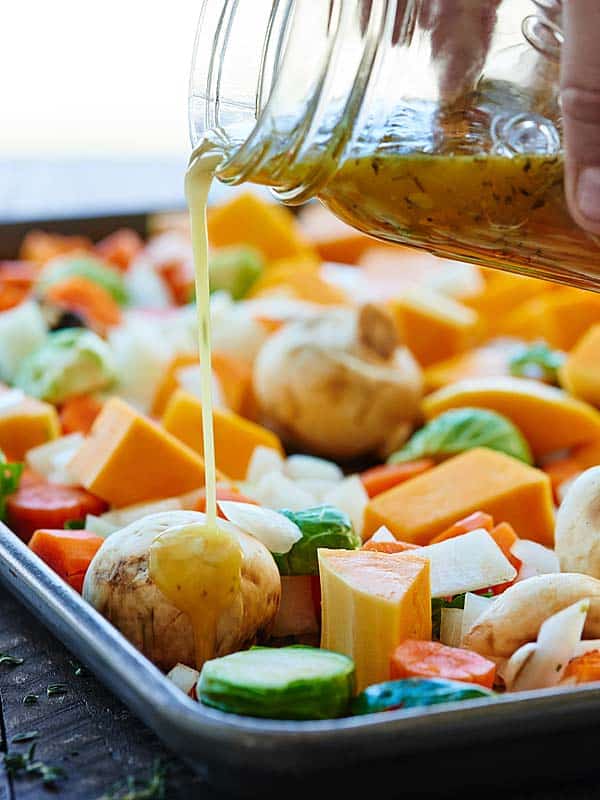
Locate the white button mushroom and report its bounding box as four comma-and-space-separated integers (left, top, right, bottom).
252, 304, 423, 461
555, 466, 600, 578
462, 573, 600, 659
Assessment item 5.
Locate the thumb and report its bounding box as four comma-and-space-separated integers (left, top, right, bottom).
562, 0, 600, 235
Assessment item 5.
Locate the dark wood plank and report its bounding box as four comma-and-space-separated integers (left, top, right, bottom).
0, 587, 220, 800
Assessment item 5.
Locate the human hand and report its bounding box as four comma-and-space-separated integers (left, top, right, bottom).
562, 0, 600, 235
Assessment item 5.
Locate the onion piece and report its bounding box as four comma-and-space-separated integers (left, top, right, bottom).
460, 592, 495, 644
323, 475, 368, 539
245, 446, 285, 483
505, 599, 589, 691
512, 539, 560, 582
26, 434, 84, 486
166, 663, 200, 698
284, 455, 343, 482
218, 501, 302, 554
369, 526, 397, 544
251, 472, 315, 512
573, 640, 600, 657
440, 608, 464, 648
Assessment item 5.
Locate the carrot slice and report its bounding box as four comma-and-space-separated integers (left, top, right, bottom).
564, 651, 600, 684
361, 460, 435, 498
390, 640, 496, 689
19, 231, 91, 264
195, 488, 258, 517
60, 395, 104, 435
7, 480, 107, 542
29, 528, 104, 593
429, 511, 495, 544
363, 539, 421, 553
46, 276, 122, 330
94, 229, 143, 271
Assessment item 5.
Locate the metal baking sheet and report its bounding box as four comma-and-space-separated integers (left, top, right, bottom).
3, 210, 600, 794
3, 523, 600, 796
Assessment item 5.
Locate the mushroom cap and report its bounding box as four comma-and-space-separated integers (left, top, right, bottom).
253, 305, 423, 460
555, 467, 600, 578
463, 573, 600, 658
83, 511, 280, 671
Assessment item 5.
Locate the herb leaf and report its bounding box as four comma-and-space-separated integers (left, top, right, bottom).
64, 519, 86, 530
99, 759, 167, 800
47, 682, 68, 697
0, 652, 24, 667
12, 731, 39, 743
4, 742, 66, 787
509, 342, 565, 384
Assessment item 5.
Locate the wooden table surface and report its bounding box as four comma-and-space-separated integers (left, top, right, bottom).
2, 159, 600, 798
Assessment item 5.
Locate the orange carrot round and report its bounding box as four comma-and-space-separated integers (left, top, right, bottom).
94, 229, 143, 271
391, 640, 496, 689
29, 529, 105, 593
563, 651, 600, 684
7, 480, 107, 542
361, 460, 435, 498
46, 276, 122, 330
430, 511, 495, 544
60, 394, 104, 435
363, 539, 421, 554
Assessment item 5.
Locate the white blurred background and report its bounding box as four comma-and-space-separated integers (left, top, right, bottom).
1, 1, 200, 157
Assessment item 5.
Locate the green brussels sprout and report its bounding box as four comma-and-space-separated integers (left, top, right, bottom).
209, 247, 264, 300
14, 328, 117, 403
274, 505, 361, 576
389, 407, 533, 465
38, 256, 129, 305
198, 646, 355, 720
509, 342, 565, 385
351, 678, 494, 715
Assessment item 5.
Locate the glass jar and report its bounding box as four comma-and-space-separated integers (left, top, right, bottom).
189, 0, 600, 289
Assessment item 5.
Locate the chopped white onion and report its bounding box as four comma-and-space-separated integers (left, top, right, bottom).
26, 434, 84, 486
101, 497, 185, 529
218, 501, 302, 554
0, 389, 25, 411
573, 640, 600, 657
460, 592, 495, 645
512, 539, 560, 582
84, 514, 118, 538
245, 446, 285, 483
440, 608, 464, 648
369, 526, 397, 544
166, 663, 200, 697
251, 472, 314, 512
505, 599, 589, 691
284, 455, 343, 482
175, 364, 224, 408
323, 475, 368, 539
421, 530, 517, 598
295, 479, 337, 504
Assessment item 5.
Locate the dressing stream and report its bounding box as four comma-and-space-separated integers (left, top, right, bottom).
149, 149, 243, 670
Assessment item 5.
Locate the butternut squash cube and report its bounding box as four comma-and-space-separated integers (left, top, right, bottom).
560, 323, 600, 407
389, 288, 481, 367
464, 273, 551, 333
69, 397, 206, 507
162, 389, 283, 480
423, 376, 600, 458
500, 288, 600, 350
248, 256, 348, 306
297, 203, 375, 264
319, 548, 431, 691
0, 390, 59, 461
208, 192, 314, 261
363, 448, 555, 546
151, 352, 253, 418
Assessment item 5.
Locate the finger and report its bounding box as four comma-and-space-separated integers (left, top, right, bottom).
424, 0, 501, 102
562, 0, 600, 234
